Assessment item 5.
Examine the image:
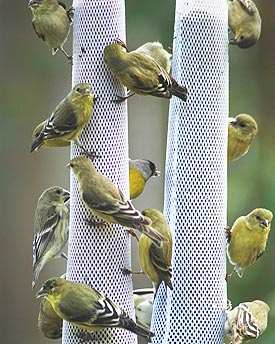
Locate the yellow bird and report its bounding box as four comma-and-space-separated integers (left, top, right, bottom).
139, 209, 172, 291
36, 277, 154, 341
228, 114, 258, 161
227, 208, 273, 277
129, 159, 160, 200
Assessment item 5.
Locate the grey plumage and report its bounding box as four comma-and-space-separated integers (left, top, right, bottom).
32, 186, 70, 288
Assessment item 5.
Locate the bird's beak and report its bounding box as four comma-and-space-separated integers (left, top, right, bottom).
260, 219, 269, 228
66, 162, 71, 168
36, 286, 47, 299
229, 38, 238, 46
153, 170, 161, 177
230, 119, 238, 127
28, 0, 39, 8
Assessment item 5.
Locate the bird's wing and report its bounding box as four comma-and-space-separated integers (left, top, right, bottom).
150, 244, 172, 277
238, 0, 257, 15
236, 304, 260, 338
33, 206, 60, 267
32, 20, 45, 41
60, 289, 121, 327
41, 99, 78, 140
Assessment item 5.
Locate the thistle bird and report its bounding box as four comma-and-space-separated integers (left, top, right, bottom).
228, 114, 258, 161
32, 186, 70, 288
36, 278, 154, 341
129, 159, 160, 200
227, 208, 273, 278
228, 0, 261, 48
104, 40, 187, 102
28, 0, 73, 60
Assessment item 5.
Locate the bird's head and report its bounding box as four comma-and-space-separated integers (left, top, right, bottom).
67, 155, 95, 177
230, 114, 258, 141
104, 40, 128, 63
39, 186, 70, 204
28, 0, 57, 9
28, 0, 42, 9
36, 278, 66, 299
142, 208, 164, 223
246, 208, 273, 231
72, 83, 94, 98
130, 159, 160, 181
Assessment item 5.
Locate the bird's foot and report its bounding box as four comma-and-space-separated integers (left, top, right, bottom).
77, 332, 98, 343
79, 46, 86, 59
225, 270, 234, 282
121, 267, 133, 276
126, 229, 139, 241
60, 252, 68, 260
85, 218, 106, 227
113, 92, 135, 104
80, 149, 101, 161
225, 225, 232, 243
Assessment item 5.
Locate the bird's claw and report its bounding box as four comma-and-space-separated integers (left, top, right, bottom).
83, 151, 101, 161
225, 226, 232, 243
113, 95, 127, 104
121, 267, 132, 276
77, 332, 97, 343
84, 218, 106, 227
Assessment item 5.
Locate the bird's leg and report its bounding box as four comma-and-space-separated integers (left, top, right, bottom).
85, 218, 107, 227
225, 225, 232, 243
79, 46, 86, 59
74, 141, 101, 161
77, 332, 98, 343
113, 91, 135, 104
126, 229, 139, 242
59, 47, 73, 64
60, 252, 68, 260
121, 267, 144, 276
225, 269, 235, 282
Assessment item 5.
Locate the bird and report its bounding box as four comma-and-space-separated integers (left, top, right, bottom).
129, 159, 160, 200
228, 114, 258, 161
104, 40, 187, 102
38, 297, 63, 339
36, 277, 154, 341
32, 186, 70, 288
224, 300, 270, 343
133, 288, 154, 329
31, 83, 97, 159
28, 0, 73, 61
138, 209, 172, 292
68, 156, 164, 247
134, 41, 172, 73
228, 0, 261, 48
226, 208, 273, 278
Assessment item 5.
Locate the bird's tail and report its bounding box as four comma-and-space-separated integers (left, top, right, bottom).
170, 78, 188, 101
139, 224, 165, 248
120, 313, 154, 341
31, 134, 43, 152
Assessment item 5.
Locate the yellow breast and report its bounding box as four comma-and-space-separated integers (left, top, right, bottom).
129, 168, 146, 199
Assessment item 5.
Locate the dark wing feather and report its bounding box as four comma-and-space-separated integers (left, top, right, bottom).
32, 20, 45, 41
238, 0, 257, 15
33, 207, 60, 267
150, 245, 172, 284
40, 99, 77, 140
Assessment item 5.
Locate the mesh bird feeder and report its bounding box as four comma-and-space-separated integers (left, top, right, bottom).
64, 0, 228, 343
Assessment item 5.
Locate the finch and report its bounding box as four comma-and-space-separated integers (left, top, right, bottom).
224, 300, 270, 343
129, 159, 160, 200
227, 208, 273, 278
228, 114, 258, 161
68, 156, 164, 248
31, 83, 97, 158
133, 288, 154, 329
36, 277, 154, 340
32, 186, 70, 288
104, 40, 187, 102
38, 297, 63, 339
228, 0, 261, 48
138, 209, 173, 291
134, 42, 172, 73
28, 0, 73, 60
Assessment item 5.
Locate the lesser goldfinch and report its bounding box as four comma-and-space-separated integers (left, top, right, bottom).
38, 297, 63, 339
31, 83, 97, 158
68, 156, 164, 247
227, 208, 273, 278
224, 300, 270, 343
228, 0, 261, 48
134, 42, 172, 73
129, 159, 160, 200
133, 288, 154, 329
228, 114, 258, 161
104, 40, 187, 102
36, 278, 154, 340
28, 0, 73, 60
137, 209, 172, 291
32, 186, 70, 288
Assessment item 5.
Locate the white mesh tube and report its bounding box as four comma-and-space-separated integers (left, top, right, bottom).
63, 1, 136, 344
151, 1, 228, 343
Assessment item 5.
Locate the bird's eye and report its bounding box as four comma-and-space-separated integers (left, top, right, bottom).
56, 189, 62, 195
255, 215, 261, 221
76, 87, 81, 92
239, 122, 246, 128
240, 35, 245, 41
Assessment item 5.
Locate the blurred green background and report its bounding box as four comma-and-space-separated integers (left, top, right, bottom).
0, 0, 274, 343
